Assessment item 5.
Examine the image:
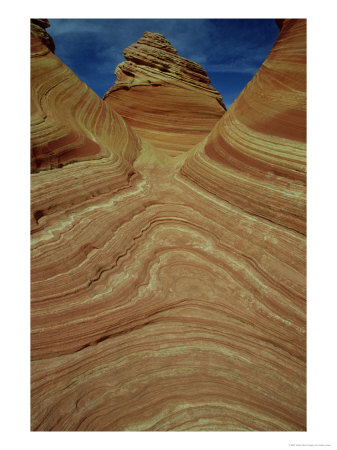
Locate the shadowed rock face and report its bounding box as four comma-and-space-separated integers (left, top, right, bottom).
31, 22, 141, 174
31, 20, 306, 432
31, 19, 55, 53
103, 31, 226, 156
31, 20, 143, 236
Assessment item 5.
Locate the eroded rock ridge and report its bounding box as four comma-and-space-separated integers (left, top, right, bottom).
103, 31, 226, 155
31, 20, 306, 432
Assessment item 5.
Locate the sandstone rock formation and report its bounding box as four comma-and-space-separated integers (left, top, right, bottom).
31, 19, 306, 431
103, 31, 226, 156
181, 19, 306, 234
31, 19, 143, 236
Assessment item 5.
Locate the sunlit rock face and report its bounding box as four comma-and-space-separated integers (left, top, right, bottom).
31, 20, 306, 432
103, 31, 226, 156
31, 19, 141, 174
181, 19, 306, 234
31, 19, 143, 237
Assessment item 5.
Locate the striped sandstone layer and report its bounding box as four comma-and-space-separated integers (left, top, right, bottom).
31, 20, 143, 235
31, 20, 306, 431
103, 32, 226, 156
181, 19, 306, 234
31, 20, 141, 173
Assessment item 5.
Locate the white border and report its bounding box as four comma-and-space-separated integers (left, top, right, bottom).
2, 1, 337, 449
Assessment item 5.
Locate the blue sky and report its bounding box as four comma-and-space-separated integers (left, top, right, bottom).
48, 19, 279, 107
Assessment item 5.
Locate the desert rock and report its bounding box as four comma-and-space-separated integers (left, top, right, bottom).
181, 19, 306, 234
103, 31, 226, 156
31, 20, 306, 431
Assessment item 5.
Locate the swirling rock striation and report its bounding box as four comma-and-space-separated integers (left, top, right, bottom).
103, 31, 226, 156
31, 19, 141, 173
181, 19, 306, 234
31, 20, 306, 432
31, 19, 143, 235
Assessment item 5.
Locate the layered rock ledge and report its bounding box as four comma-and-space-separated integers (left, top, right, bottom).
31, 20, 306, 432
181, 19, 306, 234
103, 31, 226, 155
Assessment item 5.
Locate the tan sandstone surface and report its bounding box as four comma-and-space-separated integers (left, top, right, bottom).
31, 19, 306, 431
103, 31, 226, 156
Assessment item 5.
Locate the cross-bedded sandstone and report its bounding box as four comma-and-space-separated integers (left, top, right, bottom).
31, 20, 306, 432
103, 31, 226, 156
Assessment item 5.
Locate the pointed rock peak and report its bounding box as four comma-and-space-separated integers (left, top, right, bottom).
103, 30, 226, 155
136, 31, 178, 54
31, 18, 55, 53
122, 31, 207, 77
109, 30, 220, 95
31, 18, 51, 29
